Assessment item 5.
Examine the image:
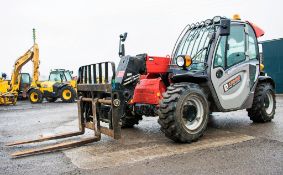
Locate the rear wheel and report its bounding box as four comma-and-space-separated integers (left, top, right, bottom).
247, 83, 276, 122
158, 83, 209, 142
59, 86, 76, 103
121, 113, 143, 128
28, 89, 43, 103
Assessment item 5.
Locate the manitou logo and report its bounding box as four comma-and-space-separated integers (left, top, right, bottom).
223, 75, 241, 92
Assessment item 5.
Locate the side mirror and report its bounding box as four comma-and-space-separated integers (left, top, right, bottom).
120, 32, 127, 42
119, 32, 127, 57
219, 19, 231, 36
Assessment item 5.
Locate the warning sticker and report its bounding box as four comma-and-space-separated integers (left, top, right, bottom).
117, 71, 125, 78
223, 75, 241, 92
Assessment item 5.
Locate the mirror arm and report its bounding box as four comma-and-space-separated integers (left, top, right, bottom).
118, 39, 122, 57
118, 32, 128, 58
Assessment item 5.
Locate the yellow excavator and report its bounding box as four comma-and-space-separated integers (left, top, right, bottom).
0, 29, 40, 105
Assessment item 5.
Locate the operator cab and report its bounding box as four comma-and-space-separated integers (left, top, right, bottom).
19, 73, 31, 98
19, 73, 31, 86
49, 69, 73, 82
171, 15, 266, 111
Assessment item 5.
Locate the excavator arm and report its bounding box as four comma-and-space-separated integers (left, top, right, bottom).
30, 43, 40, 87
10, 48, 34, 92
10, 29, 40, 91
1, 29, 40, 105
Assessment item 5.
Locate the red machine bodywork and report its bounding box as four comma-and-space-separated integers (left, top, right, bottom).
146, 55, 170, 73
132, 55, 170, 105
133, 77, 166, 105
247, 21, 265, 38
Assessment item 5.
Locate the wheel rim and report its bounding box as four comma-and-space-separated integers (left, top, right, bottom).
181, 95, 204, 131
30, 92, 38, 102
264, 90, 274, 115
62, 89, 72, 100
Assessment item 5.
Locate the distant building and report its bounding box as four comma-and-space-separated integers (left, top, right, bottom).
261, 38, 283, 93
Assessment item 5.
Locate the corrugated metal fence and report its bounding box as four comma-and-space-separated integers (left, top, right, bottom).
262, 38, 283, 93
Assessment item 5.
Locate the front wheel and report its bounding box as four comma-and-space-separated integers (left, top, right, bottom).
59, 86, 76, 103
28, 89, 43, 104
158, 83, 209, 143
247, 83, 276, 122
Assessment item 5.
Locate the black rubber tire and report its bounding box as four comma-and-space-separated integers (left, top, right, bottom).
158, 83, 209, 143
121, 113, 143, 128
47, 97, 57, 102
247, 83, 276, 123
59, 86, 76, 103
28, 89, 43, 104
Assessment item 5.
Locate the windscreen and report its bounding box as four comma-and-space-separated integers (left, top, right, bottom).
49, 72, 62, 82
21, 74, 30, 84
173, 25, 214, 71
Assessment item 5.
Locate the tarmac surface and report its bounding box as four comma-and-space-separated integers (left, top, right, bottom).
0, 97, 282, 175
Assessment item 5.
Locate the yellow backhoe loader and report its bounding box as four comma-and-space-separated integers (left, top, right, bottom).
0, 29, 40, 105
28, 69, 77, 103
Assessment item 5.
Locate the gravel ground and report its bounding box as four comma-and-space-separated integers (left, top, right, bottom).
0, 98, 282, 175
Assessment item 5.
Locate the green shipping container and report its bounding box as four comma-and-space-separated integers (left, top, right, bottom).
261, 38, 283, 94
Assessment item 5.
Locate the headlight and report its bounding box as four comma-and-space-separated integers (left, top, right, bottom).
176, 55, 192, 68
176, 56, 185, 67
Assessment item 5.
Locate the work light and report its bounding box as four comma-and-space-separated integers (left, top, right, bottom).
176, 55, 192, 68
176, 56, 185, 67
213, 16, 221, 24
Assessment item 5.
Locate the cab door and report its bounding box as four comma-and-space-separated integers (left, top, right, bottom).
210, 24, 260, 110
19, 73, 31, 98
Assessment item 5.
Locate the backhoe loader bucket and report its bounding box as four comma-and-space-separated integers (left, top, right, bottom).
7, 62, 124, 157
0, 92, 17, 105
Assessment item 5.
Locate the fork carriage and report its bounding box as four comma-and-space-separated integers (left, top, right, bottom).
77, 61, 124, 139
7, 61, 124, 157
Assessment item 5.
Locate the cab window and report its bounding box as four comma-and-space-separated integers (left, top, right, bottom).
226, 25, 246, 68
213, 36, 227, 68
21, 74, 31, 84
49, 73, 62, 82
247, 25, 258, 60
64, 72, 72, 81
214, 25, 247, 69
61, 73, 67, 82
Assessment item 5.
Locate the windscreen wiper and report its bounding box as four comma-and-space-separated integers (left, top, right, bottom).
192, 47, 208, 60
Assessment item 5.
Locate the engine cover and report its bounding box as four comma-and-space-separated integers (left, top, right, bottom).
132, 77, 166, 105
146, 56, 170, 74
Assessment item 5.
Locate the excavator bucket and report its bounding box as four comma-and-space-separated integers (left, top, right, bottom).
7, 62, 124, 157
